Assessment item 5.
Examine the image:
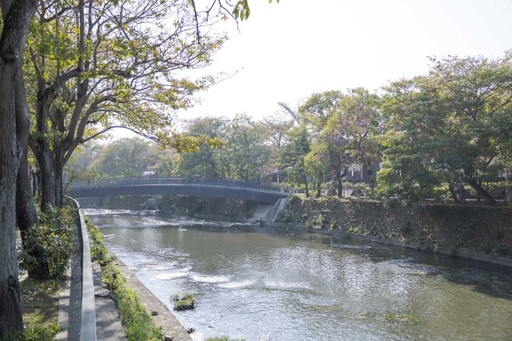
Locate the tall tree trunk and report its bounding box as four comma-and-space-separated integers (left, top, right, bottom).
0, 58, 24, 336
16, 150, 49, 279
505, 170, 511, 205
15, 68, 49, 279
54, 145, 65, 207
315, 178, 322, 198
31, 142, 56, 211
336, 168, 348, 198
303, 175, 309, 197
468, 178, 497, 205
448, 183, 460, 203
0, 0, 38, 334
30, 68, 58, 211
336, 176, 343, 198
506, 186, 512, 205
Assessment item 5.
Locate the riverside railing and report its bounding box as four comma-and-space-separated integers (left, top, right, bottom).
66, 197, 97, 341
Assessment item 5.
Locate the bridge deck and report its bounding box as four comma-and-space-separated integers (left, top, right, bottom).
68, 178, 291, 205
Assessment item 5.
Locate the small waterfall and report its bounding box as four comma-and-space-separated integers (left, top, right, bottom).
265, 198, 288, 222
145, 198, 158, 211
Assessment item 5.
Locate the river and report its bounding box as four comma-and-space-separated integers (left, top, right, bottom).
85, 209, 512, 341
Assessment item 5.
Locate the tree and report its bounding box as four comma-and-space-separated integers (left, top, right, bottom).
217, 114, 271, 181
91, 138, 159, 178
299, 89, 381, 197
0, 0, 38, 334
65, 140, 103, 183
299, 90, 342, 132
322, 88, 381, 197
279, 126, 311, 195
25, 0, 228, 210
260, 114, 294, 182
173, 117, 227, 178
378, 54, 512, 205
298, 91, 343, 196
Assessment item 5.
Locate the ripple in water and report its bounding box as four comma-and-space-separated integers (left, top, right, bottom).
190, 274, 231, 284
217, 280, 256, 289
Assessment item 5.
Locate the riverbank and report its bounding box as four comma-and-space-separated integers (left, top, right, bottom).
86, 217, 192, 341
78, 194, 512, 267
275, 195, 512, 267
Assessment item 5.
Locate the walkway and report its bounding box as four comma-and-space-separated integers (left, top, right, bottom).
56, 248, 191, 340
69, 177, 291, 205
56, 197, 191, 340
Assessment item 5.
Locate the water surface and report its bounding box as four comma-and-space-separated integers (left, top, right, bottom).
86, 209, 512, 341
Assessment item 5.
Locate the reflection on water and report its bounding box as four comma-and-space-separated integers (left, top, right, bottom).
86, 209, 512, 341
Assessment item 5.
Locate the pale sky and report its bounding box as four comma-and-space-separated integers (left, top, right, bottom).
177, 0, 512, 121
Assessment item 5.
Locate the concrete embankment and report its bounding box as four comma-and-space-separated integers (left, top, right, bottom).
274, 196, 512, 267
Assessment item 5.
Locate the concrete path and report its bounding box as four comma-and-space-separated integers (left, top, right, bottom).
92, 263, 126, 340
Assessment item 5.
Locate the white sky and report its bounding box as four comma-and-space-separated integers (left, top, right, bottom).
175, 0, 512, 122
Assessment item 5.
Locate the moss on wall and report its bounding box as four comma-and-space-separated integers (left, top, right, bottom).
280, 196, 512, 258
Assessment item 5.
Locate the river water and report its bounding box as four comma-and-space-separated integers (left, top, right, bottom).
85, 209, 512, 341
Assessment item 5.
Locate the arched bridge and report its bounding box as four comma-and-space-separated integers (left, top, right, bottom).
68, 177, 292, 205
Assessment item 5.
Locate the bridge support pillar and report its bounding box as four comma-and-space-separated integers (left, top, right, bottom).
146, 197, 158, 211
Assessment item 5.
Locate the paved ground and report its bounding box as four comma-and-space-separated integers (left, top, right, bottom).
56, 251, 191, 340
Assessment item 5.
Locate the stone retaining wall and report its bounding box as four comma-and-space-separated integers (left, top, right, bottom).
279, 196, 512, 259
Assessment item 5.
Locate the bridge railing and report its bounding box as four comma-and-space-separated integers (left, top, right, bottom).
70, 177, 294, 194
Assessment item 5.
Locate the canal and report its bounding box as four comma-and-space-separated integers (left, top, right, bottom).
86, 209, 512, 341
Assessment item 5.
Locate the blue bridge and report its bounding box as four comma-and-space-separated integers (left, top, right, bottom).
68, 177, 292, 205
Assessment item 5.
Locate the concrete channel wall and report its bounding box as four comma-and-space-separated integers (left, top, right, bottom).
65, 197, 97, 341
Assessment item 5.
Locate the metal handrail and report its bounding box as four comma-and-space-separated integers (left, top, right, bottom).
70, 177, 294, 194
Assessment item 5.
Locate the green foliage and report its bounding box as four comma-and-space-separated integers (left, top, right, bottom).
399, 220, 411, 234
86, 219, 163, 341
279, 127, 311, 192
174, 115, 271, 181
173, 117, 227, 178
232, 0, 279, 21
218, 115, 271, 181
378, 54, 512, 204
300, 88, 382, 197
85, 218, 110, 265
172, 293, 196, 311
18, 208, 75, 279
0, 323, 60, 341
90, 138, 162, 178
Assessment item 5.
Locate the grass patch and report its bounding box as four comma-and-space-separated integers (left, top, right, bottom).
0, 323, 61, 341
20, 278, 60, 326
1, 276, 62, 341
172, 293, 196, 311
86, 218, 164, 341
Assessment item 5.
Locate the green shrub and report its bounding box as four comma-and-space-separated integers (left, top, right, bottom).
85, 217, 110, 264
399, 220, 411, 234
172, 293, 196, 311
0, 322, 60, 341
19, 207, 76, 279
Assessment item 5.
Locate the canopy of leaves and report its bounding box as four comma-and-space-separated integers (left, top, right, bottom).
378, 54, 512, 204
